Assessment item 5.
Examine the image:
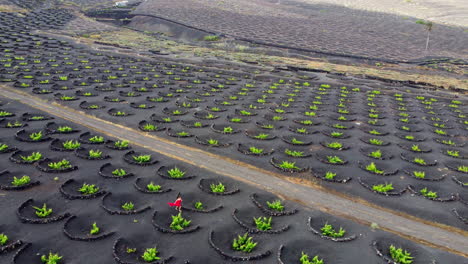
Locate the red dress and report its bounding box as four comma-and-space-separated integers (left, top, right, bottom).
168, 198, 182, 207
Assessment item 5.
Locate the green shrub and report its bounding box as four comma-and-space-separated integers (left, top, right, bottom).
88, 149, 102, 158
62, 140, 81, 150
146, 182, 161, 192
29, 131, 43, 141
285, 149, 304, 157
434, 129, 446, 135
210, 182, 225, 193
88, 136, 104, 143
6, 121, 23, 127
324, 171, 336, 179
170, 212, 191, 231
112, 168, 127, 176
389, 245, 413, 264
253, 216, 272, 231
332, 123, 346, 129
300, 252, 323, 264
41, 252, 62, 264
126, 248, 136, 253
11, 175, 30, 186
291, 138, 304, 144
239, 110, 252, 116
458, 166, 468, 173
366, 162, 384, 174
203, 35, 220, 41
132, 155, 151, 163
369, 150, 382, 158
0, 111, 13, 117
330, 131, 343, 137
327, 156, 343, 164
57, 126, 72, 132
167, 167, 185, 178
369, 129, 382, 135
115, 111, 127, 116
419, 188, 437, 198
143, 124, 157, 131
372, 183, 394, 193
149, 97, 164, 102
89, 222, 100, 235
20, 152, 42, 162
249, 146, 264, 154
48, 159, 72, 170
223, 126, 233, 133
296, 128, 308, 134
446, 150, 459, 157
266, 200, 284, 211
321, 223, 345, 238
369, 138, 383, 145
79, 183, 99, 195
60, 96, 76, 101
121, 202, 134, 211
0, 233, 8, 246
207, 139, 219, 145
33, 204, 53, 218
327, 142, 342, 149
141, 248, 160, 262
254, 133, 270, 140
232, 233, 257, 253
30, 116, 45, 120
114, 140, 128, 148
189, 200, 202, 210
411, 145, 421, 152
278, 161, 299, 170
437, 137, 453, 145
412, 171, 425, 179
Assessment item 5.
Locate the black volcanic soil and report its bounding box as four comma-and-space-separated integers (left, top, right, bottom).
0, 91, 465, 264
0, 4, 466, 264
130, 0, 468, 61
4, 34, 466, 230
0, 9, 467, 229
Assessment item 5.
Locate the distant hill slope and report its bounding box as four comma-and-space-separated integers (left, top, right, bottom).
131, 0, 468, 61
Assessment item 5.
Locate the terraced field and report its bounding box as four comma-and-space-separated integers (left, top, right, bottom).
0, 1, 467, 263
131, 0, 468, 61
0, 86, 466, 263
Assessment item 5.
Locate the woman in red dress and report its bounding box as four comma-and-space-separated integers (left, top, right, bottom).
168, 193, 182, 212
